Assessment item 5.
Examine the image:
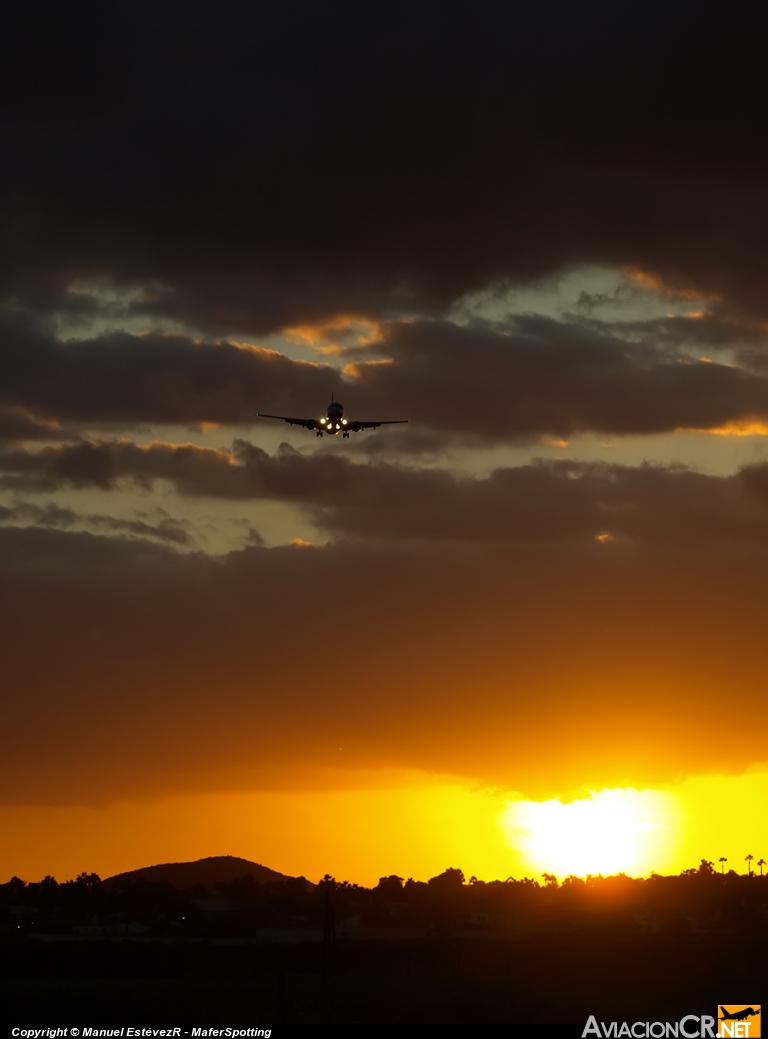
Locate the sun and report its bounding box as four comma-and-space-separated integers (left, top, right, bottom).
500, 788, 678, 878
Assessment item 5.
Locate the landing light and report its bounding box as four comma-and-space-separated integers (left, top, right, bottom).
342, 419, 347, 424
320, 418, 326, 424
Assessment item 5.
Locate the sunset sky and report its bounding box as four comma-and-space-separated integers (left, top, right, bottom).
3, 3, 768, 886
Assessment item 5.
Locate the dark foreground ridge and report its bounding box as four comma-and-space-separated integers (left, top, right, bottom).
103, 854, 299, 891
2, 859, 766, 1025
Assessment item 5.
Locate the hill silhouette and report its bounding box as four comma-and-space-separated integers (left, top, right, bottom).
104, 855, 297, 890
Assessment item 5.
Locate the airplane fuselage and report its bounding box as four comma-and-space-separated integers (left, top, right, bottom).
320, 400, 348, 435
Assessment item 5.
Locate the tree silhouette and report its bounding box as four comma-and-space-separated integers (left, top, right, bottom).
745, 854, 754, 875
75, 872, 101, 887
718, 856, 727, 874
427, 868, 465, 890
757, 858, 765, 877
375, 875, 404, 895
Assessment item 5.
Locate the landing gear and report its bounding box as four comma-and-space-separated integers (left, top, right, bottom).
343, 431, 350, 438
316, 430, 324, 437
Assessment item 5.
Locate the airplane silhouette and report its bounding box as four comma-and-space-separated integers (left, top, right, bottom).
719, 1008, 760, 1021
256, 396, 409, 438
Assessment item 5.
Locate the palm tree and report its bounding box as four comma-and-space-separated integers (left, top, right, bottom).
745, 854, 754, 875
718, 857, 727, 874
758, 858, 766, 877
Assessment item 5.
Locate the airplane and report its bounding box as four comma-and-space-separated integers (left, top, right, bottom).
255, 396, 410, 438
719, 1009, 760, 1022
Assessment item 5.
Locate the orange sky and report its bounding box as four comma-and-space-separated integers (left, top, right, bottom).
2, 769, 766, 886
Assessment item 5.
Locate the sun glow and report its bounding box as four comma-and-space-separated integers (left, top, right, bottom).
500, 788, 678, 878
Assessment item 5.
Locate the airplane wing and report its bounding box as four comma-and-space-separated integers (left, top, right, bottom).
255, 413, 319, 430
345, 419, 410, 431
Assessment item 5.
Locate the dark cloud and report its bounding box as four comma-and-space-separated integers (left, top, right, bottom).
2, 522, 768, 807
4, 3, 768, 333
304, 459, 768, 547
4, 315, 768, 441
0, 318, 334, 427
6, 438, 768, 550
735, 460, 768, 499
346, 317, 768, 439
0, 501, 191, 544
580, 311, 768, 354
0, 438, 242, 497
0, 406, 76, 444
